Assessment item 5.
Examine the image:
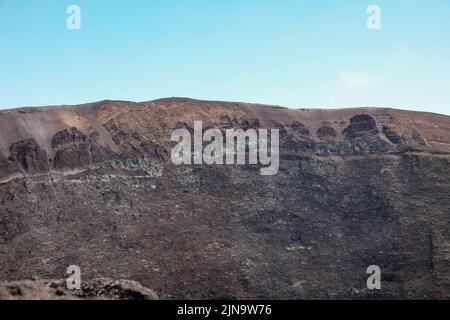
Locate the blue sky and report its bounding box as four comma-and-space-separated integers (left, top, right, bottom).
0, 0, 449, 115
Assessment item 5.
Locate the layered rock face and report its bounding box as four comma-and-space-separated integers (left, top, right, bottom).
0, 98, 450, 299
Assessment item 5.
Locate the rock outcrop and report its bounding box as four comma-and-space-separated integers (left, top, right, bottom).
0, 278, 158, 300
9, 138, 49, 174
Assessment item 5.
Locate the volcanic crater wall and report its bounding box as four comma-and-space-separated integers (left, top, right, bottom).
0, 98, 450, 299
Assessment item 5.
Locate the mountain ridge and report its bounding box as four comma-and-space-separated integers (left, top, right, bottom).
1, 98, 450, 183
1, 97, 449, 117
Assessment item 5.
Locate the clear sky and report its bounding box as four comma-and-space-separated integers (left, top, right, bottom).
0, 0, 449, 115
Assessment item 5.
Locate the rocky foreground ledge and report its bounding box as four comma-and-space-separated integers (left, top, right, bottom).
0, 278, 158, 300
1, 98, 450, 299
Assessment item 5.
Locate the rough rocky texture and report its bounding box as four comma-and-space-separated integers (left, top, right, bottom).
9, 138, 49, 174
0, 278, 158, 300
343, 114, 379, 138
0, 98, 450, 299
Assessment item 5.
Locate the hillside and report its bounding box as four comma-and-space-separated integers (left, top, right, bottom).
1, 98, 450, 299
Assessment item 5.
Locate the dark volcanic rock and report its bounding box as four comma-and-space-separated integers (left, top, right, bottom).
8, 138, 49, 174
383, 126, 404, 145
239, 119, 261, 130
343, 114, 379, 138
290, 121, 310, 136
317, 126, 338, 139
52, 128, 88, 148
53, 143, 91, 170
219, 115, 237, 129
51, 127, 114, 171
0, 98, 450, 300
0, 154, 21, 180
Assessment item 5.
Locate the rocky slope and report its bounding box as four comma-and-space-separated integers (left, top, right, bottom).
0, 98, 450, 299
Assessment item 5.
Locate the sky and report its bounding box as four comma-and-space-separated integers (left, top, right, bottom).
0, 0, 449, 115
